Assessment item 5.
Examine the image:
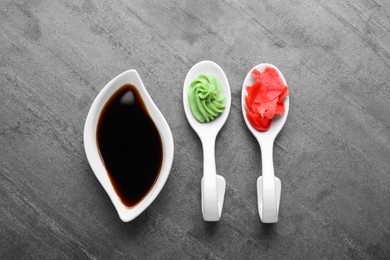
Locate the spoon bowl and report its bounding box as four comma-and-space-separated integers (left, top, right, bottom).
242, 64, 289, 142
183, 61, 231, 137
241, 63, 289, 223
183, 60, 231, 221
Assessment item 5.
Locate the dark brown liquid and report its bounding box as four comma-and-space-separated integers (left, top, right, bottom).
97, 84, 163, 207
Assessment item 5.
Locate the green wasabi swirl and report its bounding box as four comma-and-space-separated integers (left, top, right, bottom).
188, 74, 225, 123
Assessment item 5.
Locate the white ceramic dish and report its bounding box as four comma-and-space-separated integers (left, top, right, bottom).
84, 70, 174, 222
183, 60, 231, 221
241, 63, 289, 223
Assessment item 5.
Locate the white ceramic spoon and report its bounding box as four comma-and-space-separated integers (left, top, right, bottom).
183, 61, 231, 221
241, 64, 289, 223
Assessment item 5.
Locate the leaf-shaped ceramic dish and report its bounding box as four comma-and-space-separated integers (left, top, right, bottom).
84, 70, 174, 222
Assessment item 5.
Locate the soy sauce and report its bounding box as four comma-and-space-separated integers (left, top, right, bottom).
97, 84, 163, 207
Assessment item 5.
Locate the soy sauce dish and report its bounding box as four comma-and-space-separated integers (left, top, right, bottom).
84, 70, 174, 222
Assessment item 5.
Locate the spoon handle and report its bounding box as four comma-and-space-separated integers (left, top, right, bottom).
201, 136, 220, 221
259, 139, 278, 223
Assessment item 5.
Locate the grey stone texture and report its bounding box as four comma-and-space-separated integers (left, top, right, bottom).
1, 0, 390, 259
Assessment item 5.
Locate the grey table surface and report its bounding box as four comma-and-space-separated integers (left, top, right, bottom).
1, 0, 390, 259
